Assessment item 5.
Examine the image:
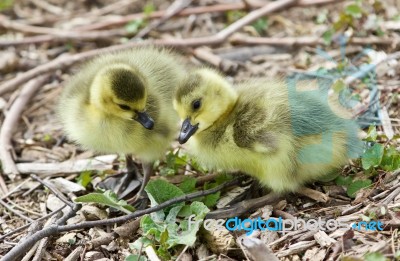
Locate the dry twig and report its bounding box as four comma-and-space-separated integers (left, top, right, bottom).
0, 0, 296, 96
2, 178, 241, 261
0, 75, 50, 182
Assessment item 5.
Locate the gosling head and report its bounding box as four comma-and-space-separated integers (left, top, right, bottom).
173, 68, 238, 144
90, 63, 154, 130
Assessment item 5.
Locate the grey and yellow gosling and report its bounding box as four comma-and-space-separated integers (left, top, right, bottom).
173, 68, 362, 192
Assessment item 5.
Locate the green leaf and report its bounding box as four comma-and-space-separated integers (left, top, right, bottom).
362, 143, 385, 170
145, 179, 185, 205
165, 202, 209, 248
0, 0, 13, 10
74, 190, 134, 214
335, 175, 353, 186
381, 146, 400, 171
129, 237, 153, 251
143, 3, 155, 16
322, 29, 333, 45
215, 173, 234, 184
203, 192, 220, 208
145, 179, 185, 216
365, 126, 378, 142
165, 205, 183, 224
125, 19, 144, 34
364, 252, 388, 261
179, 176, 197, 193
190, 201, 210, 219
177, 205, 192, 217
345, 4, 363, 18
125, 254, 148, 261
252, 18, 268, 34
316, 9, 328, 24
226, 10, 246, 24
141, 215, 166, 241
160, 150, 188, 176
318, 171, 340, 182
76, 171, 92, 188
331, 79, 346, 94
347, 179, 372, 198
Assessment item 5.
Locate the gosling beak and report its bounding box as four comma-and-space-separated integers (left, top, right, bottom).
134, 111, 154, 130
178, 118, 199, 144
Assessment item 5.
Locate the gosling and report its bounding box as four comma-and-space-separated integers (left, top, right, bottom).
58, 47, 185, 199
173, 68, 363, 193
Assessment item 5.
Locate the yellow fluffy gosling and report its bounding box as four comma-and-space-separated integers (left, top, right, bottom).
173, 68, 362, 193
58, 47, 185, 199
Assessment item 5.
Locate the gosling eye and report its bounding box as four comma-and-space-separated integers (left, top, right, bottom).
118, 104, 131, 111
192, 99, 201, 111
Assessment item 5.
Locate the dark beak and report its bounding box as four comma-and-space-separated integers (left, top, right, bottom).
178, 118, 199, 144
134, 111, 154, 130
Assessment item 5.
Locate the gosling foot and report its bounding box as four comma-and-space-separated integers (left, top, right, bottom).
127, 162, 154, 208
98, 154, 142, 199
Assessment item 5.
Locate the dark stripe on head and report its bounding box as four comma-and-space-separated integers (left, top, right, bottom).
109, 68, 145, 102
176, 73, 202, 101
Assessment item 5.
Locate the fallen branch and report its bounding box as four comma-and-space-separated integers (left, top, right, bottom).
0, 205, 66, 242
241, 237, 279, 261
75, 0, 342, 31
205, 193, 282, 219
0, 198, 33, 222
16, 154, 118, 176
192, 47, 239, 74
231, 35, 400, 47
2, 178, 241, 261
0, 14, 126, 38
31, 174, 75, 209
0, 75, 50, 181
0, 0, 296, 96
134, 0, 193, 39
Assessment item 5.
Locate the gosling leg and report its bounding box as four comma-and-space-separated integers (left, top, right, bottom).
127, 162, 154, 205
97, 154, 141, 199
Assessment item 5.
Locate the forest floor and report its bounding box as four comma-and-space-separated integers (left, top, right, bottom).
0, 0, 400, 260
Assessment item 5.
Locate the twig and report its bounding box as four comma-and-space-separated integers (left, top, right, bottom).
4, 198, 42, 216
345, 51, 400, 85
31, 174, 75, 209
31, 215, 60, 261
241, 237, 279, 261
135, 0, 193, 39
0, 205, 66, 242
0, 75, 50, 180
29, 0, 64, 15
341, 203, 363, 215
74, 3, 256, 31
176, 245, 189, 261
21, 241, 40, 261
381, 187, 400, 205
75, 0, 342, 31
2, 178, 240, 261
0, 14, 126, 39
145, 245, 161, 261
205, 193, 282, 219
0, 0, 296, 96
0, 198, 33, 222
16, 154, 118, 176
192, 47, 239, 74
230, 35, 399, 47
297, 187, 329, 203
64, 246, 83, 261
1, 178, 31, 200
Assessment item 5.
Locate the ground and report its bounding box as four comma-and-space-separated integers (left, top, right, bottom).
0, 0, 400, 260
